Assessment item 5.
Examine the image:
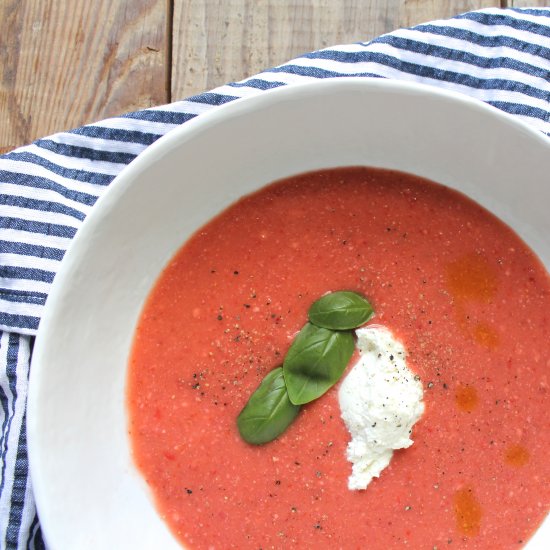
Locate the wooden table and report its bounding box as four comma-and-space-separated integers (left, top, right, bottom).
0, 0, 545, 152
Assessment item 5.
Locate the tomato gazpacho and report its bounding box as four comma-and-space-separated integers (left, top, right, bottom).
127, 167, 550, 549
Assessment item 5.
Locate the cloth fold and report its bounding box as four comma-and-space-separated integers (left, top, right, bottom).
0, 7, 549, 549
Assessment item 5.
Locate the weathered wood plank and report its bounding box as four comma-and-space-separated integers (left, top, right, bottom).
2, 0, 539, 152
508, 1, 548, 6
171, 0, 499, 100
0, 0, 167, 152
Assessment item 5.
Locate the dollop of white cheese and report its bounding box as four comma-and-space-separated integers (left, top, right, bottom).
338, 325, 425, 490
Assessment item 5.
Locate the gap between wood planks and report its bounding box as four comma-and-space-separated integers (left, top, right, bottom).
166, 0, 175, 103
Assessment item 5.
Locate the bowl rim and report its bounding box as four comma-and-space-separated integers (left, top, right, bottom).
28, 77, 550, 549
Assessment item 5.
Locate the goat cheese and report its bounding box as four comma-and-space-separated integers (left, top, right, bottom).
338, 325, 425, 490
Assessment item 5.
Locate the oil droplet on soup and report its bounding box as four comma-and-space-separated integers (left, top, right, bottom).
445, 253, 498, 302
505, 445, 530, 467
454, 486, 483, 536
472, 322, 499, 348
446, 254, 501, 348
455, 384, 478, 413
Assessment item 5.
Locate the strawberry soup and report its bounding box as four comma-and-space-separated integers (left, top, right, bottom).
127, 167, 550, 549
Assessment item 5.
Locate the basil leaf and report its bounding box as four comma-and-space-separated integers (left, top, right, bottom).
283, 323, 355, 405
308, 291, 373, 330
237, 367, 300, 445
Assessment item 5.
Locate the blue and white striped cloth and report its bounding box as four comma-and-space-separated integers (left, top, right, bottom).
1, 7, 549, 548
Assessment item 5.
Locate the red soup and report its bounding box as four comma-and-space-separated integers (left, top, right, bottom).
127, 167, 550, 549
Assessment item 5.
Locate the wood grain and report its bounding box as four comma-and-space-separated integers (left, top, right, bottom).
2, 0, 543, 152
508, 1, 548, 6
0, 0, 166, 152
171, 0, 499, 100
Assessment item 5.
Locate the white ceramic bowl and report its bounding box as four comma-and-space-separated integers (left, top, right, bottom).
28, 78, 550, 549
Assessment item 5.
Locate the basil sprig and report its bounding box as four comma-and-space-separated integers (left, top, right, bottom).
237, 290, 373, 445
283, 323, 354, 405
237, 367, 300, 445
308, 290, 373, 330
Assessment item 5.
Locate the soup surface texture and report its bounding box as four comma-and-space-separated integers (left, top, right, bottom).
128, 167, 550, 549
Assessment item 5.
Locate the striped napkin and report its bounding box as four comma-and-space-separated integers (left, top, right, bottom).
1, 7, 549, 549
